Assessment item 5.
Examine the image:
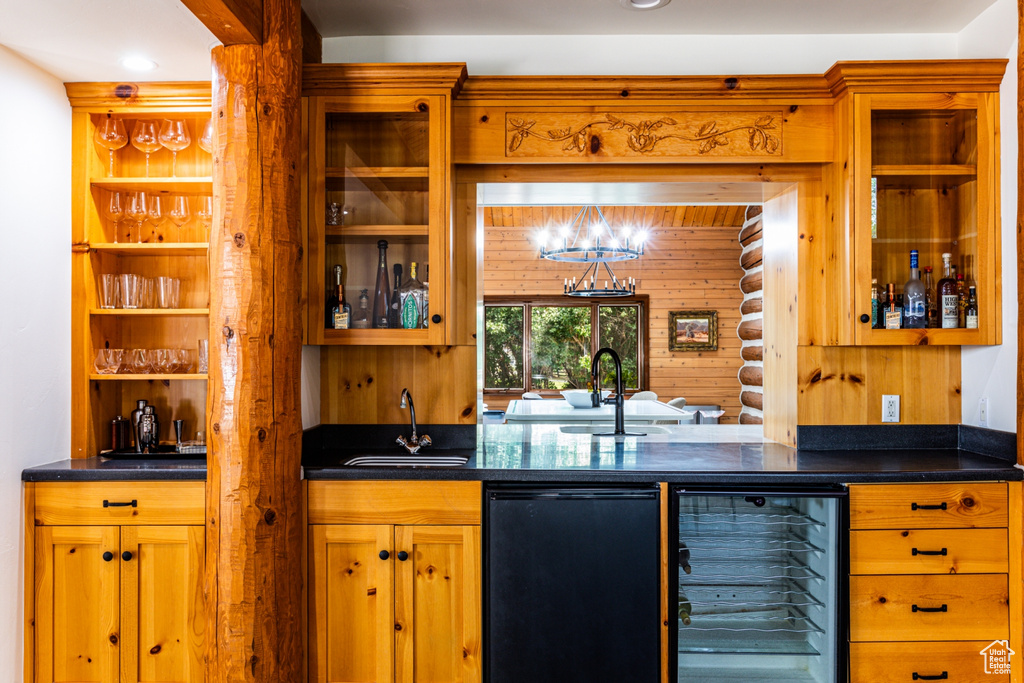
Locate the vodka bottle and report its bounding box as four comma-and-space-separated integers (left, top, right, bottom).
902, 250, 926, 329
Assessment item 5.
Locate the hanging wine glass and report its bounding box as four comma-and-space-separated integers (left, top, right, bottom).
169, 195, 191, 240
94, 115, 127, 177
130, 120, 161, 177
102, 191, 125, 244
158, 119, 191, 177
126, 191, 149, 243
197, 118, 214, 154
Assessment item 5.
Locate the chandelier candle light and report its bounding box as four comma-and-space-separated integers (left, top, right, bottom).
535, 205, 646, 298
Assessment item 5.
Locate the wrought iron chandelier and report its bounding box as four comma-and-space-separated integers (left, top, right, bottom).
563, 263, 637, 297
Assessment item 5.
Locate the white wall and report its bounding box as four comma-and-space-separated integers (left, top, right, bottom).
325, 15, 1018, 433
0, 44, 71, 679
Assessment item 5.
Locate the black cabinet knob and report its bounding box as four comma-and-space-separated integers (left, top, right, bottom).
860, 314, 870, 323
102, 551, 114, 562
379, 550, 390, 560
121, 551, 133, 562
431, 314, 441, 324
397, 551, 409, 561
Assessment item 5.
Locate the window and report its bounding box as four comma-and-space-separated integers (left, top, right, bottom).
484, 298, 646, 393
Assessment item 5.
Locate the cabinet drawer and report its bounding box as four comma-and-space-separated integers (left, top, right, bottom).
307, 480, 481, 525
851, 641, 1010, 682
850, 574, 1008, 642
33, 482, 205, 526
849, 483, 1007, 529
850, 528, 1008, 575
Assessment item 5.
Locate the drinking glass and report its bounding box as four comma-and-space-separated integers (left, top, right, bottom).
125, 349, 152, 374
158, 120, 191, 177
117, 273, 142, 309
99, 273, 118, 309
169, 196, 191, 235
196, 196, 213, 237
130, 120, 161, 177
146, 194, 163, 227
197, 339, 209, 374
102, 191, 125, 244
155, 276, 181, 308
94, 116, 127, 177
126, 191, 148, 243
174, 349, 194, 374
93, 349, 124, 374
198, 118, 214, 154
151, 349, 172, 374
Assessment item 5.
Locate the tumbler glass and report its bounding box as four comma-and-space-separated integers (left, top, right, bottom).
99, 274, 118, 309
197, 339, 209, 374
156, 276, 181, 309
117, 274, 142, 309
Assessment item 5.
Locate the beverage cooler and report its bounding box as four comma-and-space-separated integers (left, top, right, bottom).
671, 487, 847, 682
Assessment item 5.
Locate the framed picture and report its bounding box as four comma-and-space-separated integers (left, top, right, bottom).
669, 310, 718, 351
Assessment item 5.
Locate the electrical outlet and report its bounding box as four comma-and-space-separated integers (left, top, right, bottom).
882, 394, 900, 423
979, 397, 989, 428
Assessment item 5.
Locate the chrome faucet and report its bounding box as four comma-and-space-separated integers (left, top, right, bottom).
590, 348, 645, 437
397, 388, 432, 454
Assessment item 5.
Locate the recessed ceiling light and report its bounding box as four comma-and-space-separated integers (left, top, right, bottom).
121, 55, 158, 72
619, 0, 671, 9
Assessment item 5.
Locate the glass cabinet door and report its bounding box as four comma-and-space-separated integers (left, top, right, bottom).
853, 92, 998, 345
310, 95, 448, 345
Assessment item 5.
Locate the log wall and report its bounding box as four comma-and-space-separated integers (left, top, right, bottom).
737, 206, 765, 425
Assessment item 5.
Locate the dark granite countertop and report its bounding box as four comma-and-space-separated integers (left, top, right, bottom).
24, 424, 1021, 484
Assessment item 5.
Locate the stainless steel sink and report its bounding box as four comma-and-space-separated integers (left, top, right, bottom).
341, 453, 470, 467
558, 425, 670, 435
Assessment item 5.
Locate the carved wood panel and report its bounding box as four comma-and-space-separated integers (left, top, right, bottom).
505, 111, 783, 158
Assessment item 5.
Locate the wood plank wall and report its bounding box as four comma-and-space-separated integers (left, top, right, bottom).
483, 205, 747, 422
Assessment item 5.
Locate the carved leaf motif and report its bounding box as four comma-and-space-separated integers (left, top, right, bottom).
765, 136, 780, 153
606, 113, 625, 130
508, 117, 524, 128
549, 127, 570, 139
698, 139, 713, 154
698, 121, 717, 137
715, 135, 728, 146
661, 117, 677, 126
573, 131, 587, 152
508, 131, 526, 152
749, 130, 758, 149
754, 115, 775, 128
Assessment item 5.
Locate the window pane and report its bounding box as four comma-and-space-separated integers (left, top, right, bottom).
484, 306, 525, 389
530, 306, 592, 390
598, 305, 640, 390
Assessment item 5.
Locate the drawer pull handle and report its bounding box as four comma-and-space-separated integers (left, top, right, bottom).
911, 502, 947, 511
912, 547, 948, 556
103, 499, 138, 508
912, 673, 948, 681
912, 604, 947, 613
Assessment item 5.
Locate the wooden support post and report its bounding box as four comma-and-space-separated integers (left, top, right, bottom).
205, 0, 304, 680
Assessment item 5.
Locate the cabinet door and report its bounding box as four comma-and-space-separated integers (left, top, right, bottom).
308, 95, 449, 345
35, 525, 120, 683
853, 91, 999, 345
394, 526, 481, 683
309, 525, 395, 683
119, 526, 204, 683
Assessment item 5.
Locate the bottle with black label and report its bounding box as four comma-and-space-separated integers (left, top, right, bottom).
329, 264, 350, 330
389, 263, 403, 329
965, 286, 979, 329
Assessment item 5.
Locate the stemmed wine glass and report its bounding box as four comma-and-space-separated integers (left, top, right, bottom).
126, 191, 149, 243
94, 115, 127, 177
169, 196, 191, 239
196, 196, 213, 239
146, 195, 163, 229
158, 120, 191, 177
102, 191, 125, 244
197, 119, 214, 154
130, 121, 161, 177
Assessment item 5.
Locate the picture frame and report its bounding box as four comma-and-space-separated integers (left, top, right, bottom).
669, 310, 718, 351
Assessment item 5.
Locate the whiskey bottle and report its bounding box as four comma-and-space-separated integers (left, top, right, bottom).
326, 264, 340, 329
399, 261, 426, 329
351, 289, 370, 329
938, 253, 958, 329
389, 263, 403, 329
884, 283, 901, 329
956, 273, 967, 328
902, 250, 926, 329
372, 240, 391, 329
923, 266, 937, 328
965, 285, 978, 329
330, 264, 351, 330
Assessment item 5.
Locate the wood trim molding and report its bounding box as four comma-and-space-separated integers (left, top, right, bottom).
825, 59, 1008, 96
179, 0, 262, 45
64, 82, 212, 109
302, 63, 468, 96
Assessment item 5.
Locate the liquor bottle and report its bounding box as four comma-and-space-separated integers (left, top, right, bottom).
389, 263, 403, 329
956, 273, 967, 328
965, 286, 979, 329
372, 240, 391, 328
325, 264, 340, 329
884, 283, 901, 329
351, 289, 370, 329
870, 278, 880, 329
902, 250, 926, 329
938, 253, 959, 329
422, 263, 430, 329
399, 261, 426, 329
923, 266, 937, 328
330, 265, 351, 330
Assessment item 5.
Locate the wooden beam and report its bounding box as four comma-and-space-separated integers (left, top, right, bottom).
301, 9, 322, 63
206, 0, 303, 680
180, 0, 262, 45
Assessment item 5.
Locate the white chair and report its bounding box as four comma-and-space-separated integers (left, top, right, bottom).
522, 392, 543, 400
655, 396, 689, 425
628, 391, 659, 401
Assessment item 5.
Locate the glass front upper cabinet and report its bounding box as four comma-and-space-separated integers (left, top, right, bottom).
854, 92, 999, 345
308, 95, 448, 345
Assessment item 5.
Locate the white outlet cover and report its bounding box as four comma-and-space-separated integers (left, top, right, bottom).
882, 394, 900, 423
979, 397, 989, 428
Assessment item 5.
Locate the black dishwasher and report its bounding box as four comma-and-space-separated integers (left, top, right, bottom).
486, 485, 661, 682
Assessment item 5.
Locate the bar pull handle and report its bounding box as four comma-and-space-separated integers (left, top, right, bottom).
103, 499, 138, 508
912, 604, 948, 613
912, 548, 948, 556
912, 673, 948, 681
911, 502, 947, 511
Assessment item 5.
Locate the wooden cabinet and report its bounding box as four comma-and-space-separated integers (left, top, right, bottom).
847, 482, 1019, 683
303, 64, 467, 346
28, 482, 205, 683
307, 481, 481, 683
67, 83, 212, 457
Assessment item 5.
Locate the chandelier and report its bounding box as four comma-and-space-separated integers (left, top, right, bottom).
534, 205, 646, 298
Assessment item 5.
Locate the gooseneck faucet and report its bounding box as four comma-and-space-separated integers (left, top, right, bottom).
397, 388, 432, 454
590, 348, 645, 437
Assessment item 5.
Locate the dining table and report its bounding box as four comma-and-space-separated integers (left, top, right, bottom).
503, 399, 691, 424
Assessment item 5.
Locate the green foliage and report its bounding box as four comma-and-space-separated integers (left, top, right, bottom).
531, 307, 592, 390
598, 306, 639, 389
484, 306, 524, 389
